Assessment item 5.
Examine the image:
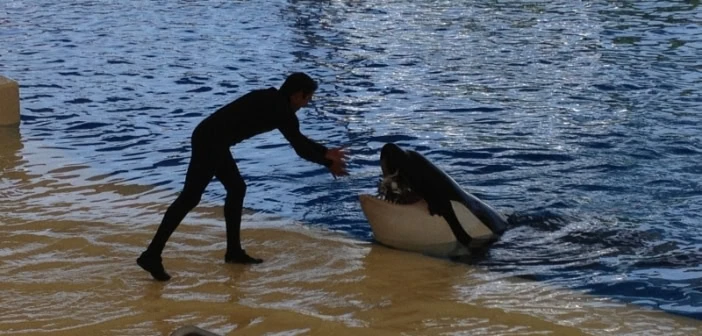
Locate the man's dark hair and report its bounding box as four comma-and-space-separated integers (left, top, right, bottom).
279, 72, 318, 96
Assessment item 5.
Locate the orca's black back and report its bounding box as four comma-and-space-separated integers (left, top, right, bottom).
406, 151, 508, 234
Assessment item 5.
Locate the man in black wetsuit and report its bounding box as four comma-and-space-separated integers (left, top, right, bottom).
137, 73, 348, 281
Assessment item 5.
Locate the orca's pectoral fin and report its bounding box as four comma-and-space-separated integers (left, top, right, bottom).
427, 200, 441, 216
442, 210, 473, 247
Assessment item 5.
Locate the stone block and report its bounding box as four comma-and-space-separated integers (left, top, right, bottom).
0, 75, 20, 126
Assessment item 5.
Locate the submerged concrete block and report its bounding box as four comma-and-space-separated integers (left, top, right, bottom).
0, 75, 20, 126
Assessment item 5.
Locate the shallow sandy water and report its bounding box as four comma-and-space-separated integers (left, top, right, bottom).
1, 210, 699, 336
1, 126, 701, 335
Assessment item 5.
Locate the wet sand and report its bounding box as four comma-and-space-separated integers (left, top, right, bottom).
1, 211, 700, 336
1, 127, 700, 335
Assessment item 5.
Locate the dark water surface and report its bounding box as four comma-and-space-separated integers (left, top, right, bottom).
2, 0, 701, 320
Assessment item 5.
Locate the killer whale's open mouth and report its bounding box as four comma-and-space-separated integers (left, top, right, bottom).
376, 171, 423, 205
359, 142, 510, 256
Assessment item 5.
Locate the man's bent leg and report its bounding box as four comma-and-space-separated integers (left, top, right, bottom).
144, 188, 204, 255
215, 154, 263, 264
138, 150, 215, 281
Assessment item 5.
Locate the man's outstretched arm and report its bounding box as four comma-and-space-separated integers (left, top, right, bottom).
279, 118, 348, 177
324, 147, 348, 178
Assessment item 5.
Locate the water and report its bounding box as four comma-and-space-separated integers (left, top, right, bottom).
1, 0, 701, 333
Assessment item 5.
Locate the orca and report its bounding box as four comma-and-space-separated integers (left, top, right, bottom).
359, 143, 508, 257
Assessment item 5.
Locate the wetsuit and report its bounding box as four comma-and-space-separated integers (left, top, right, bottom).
145, 87, 332, 258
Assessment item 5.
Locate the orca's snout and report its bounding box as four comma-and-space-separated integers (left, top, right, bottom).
380, 143, 408, 176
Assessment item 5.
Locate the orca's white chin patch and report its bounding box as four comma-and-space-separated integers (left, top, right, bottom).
359, 194, 471, 257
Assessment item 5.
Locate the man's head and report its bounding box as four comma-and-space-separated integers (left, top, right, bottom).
279, 72, 318, 111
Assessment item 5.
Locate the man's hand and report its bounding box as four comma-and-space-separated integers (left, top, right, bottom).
325, 147, 349, 178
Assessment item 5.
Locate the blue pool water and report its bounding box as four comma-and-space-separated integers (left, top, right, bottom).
2, 0, 701, 320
